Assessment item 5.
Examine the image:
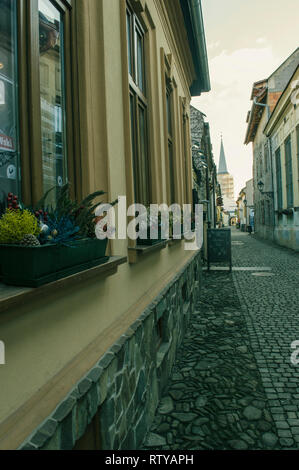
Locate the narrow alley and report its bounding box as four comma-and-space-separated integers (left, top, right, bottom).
142, 228, 299, 450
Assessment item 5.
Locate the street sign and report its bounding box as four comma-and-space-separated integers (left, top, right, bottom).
207, 228, 232, 271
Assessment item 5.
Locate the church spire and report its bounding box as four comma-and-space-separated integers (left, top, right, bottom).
218, 136, 229, 174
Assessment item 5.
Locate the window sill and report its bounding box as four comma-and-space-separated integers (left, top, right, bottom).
167, 237, 183, 247
0, 256, 127, 315
275, 209, 294, 216
128, 240, 168, 263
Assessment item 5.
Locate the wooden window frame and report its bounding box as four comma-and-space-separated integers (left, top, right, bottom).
126, 1, 151, 206
17, 0, 79, 206
161, 51, 177, 205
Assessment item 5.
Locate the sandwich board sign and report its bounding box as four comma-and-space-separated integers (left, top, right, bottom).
207, 228, 232, 271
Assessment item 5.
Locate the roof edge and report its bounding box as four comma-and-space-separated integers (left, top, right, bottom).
180, 0, 211, 96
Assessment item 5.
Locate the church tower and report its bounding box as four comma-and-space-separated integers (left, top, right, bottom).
217, 137, 235, 211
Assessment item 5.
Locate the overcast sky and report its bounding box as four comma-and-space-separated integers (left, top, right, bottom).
191, 0, 299, 198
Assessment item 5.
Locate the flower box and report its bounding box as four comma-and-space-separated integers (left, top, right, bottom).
0, 238, 108, 287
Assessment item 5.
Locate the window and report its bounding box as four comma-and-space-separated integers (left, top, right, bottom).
275, 147, 283, 210
166, 76, 175, 204
126, 3, 150, 205
0, 0, 75, 211
285, 135, 293, 208
39, 0, 68, 202
0, 0, 20, 206
181, 101, 190, 204
264, 143, 268, 173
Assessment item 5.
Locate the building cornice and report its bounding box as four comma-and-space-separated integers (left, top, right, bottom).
153, 0, 196, 99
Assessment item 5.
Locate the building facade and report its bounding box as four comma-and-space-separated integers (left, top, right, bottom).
0, 0, 210, 450
245, 48, 299, 244
264, 66, 299, 251
236, 179, 254, 232
190, 105, 219, 258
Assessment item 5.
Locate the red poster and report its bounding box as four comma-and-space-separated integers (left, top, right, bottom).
0, 133, 15, 151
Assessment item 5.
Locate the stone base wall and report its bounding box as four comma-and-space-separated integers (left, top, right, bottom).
20, 252, 202, 450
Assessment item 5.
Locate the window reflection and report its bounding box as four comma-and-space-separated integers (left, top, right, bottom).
0, 0, 20, 212
39, 0, 67, 201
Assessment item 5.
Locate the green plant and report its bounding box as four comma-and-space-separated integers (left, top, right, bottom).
0, 209, 41, 244
34, 184, 118, 239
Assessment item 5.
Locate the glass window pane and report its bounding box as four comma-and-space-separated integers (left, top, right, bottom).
39, 0, 67, 201
137, 31, 144, 93
166, 91, 172, 137
0, 0, 20, 210
275, 147, 282, 210
126, 11, 132, 77
130, 93, 138, 202
285, 136, 293, 208
139, 105, 149, 205
168, 141, 175, 204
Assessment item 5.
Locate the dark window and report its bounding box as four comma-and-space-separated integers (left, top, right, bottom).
166, 81, 175, 204
126, 4, 150, 205
264, 143, 268, 173
285, 135, 293, 208
0, 0, 20, 206
275, 147, 283, 210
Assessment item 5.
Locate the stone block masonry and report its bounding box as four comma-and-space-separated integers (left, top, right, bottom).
19, 252, 202, 450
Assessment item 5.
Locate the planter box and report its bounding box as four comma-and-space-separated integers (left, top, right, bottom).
0, 238, 108, 287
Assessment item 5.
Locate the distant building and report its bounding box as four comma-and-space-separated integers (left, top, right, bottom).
245, 48, 299, 245
190, 105, 220, 257
217, 137, 236, 219
264, 65, 299, 251
236, 179, 254, 232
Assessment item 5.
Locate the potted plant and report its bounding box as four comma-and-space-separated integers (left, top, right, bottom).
0, 185, 117, 287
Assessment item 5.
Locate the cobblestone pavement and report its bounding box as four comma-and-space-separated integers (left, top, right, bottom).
141, 229, 299, 450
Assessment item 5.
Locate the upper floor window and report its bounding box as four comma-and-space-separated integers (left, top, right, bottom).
126, 3, 150, 205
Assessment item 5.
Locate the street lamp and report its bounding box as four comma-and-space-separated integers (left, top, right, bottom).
257, 180, 273, 197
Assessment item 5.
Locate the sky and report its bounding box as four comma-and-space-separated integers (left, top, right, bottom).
191, 0, 299, 198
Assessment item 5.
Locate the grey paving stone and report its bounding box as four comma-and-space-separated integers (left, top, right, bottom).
140, 232, 299, 450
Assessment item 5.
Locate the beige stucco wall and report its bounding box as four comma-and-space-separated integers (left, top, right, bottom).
268, 68, 299, 250
0, 0, 200, 431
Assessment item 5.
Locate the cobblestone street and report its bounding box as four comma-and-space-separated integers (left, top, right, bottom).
142, 229, 299, 450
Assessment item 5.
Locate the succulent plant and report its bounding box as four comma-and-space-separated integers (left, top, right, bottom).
19, 234, 41, 247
